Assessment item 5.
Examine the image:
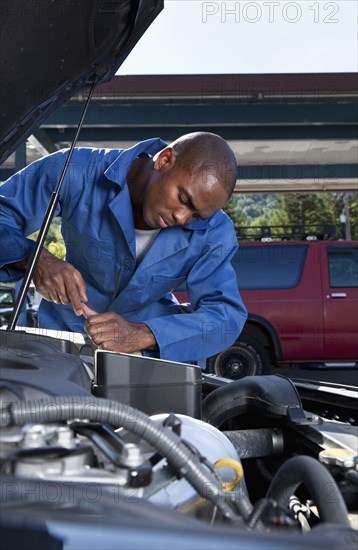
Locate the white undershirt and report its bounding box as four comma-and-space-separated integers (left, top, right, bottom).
135, 227, 161, 264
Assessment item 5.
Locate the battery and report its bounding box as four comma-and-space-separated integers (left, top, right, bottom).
93, 350, 202, 419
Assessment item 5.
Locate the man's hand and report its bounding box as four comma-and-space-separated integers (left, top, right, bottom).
32, 249, 88, 316
82, 303, 157, 353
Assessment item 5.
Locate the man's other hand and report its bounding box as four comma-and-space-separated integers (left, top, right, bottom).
82, 303, 156, 353
33, 249, 88, 316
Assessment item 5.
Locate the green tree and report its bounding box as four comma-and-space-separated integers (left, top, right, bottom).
268, 193, 336, 236
349, 194, 358, 240
332, 192, 358, 240
28, 217, 66, 259
223, 196, 248, 234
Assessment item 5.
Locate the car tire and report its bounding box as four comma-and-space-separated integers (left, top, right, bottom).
205, 335, 271, 380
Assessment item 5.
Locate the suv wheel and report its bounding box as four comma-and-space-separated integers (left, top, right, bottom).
206, 335, 271, 380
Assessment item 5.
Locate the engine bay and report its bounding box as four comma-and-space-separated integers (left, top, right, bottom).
0, 330, 357, 549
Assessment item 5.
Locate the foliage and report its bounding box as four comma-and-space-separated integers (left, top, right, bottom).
224, 194, 278, 225
47, 241, 66, 261
28, 217, 66, 259
223, 197, 248, 229
225, 193, 357, 240
331, 192, 358, 241
349, 194, 358, 240
266, 193, 336, 237
27, 195, 357, 254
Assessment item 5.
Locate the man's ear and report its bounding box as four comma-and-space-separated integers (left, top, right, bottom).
153, 147, 176, 171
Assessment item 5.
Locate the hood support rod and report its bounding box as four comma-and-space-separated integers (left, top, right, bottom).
7, 75, 99, 330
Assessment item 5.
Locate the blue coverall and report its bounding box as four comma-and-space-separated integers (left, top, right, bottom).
0, 138, 247, 363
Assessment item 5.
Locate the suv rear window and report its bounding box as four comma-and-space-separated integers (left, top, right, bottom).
233, 244, 308, 290
328, 247, 358, 288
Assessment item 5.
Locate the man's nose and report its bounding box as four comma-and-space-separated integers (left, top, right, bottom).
173, 207, 192, 225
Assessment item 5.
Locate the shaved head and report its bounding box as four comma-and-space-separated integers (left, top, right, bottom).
169, 132, 237, 197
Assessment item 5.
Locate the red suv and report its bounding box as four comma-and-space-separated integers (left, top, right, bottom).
175, 229, 358, 379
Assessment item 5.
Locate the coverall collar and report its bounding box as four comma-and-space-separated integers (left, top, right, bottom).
104, 138, 167, 187
105, 138, 220, 232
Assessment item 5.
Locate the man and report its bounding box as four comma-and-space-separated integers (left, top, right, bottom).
0, 132, 247, 363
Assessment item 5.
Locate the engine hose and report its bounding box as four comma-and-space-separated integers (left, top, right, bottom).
344, 469, 358, 486
0, 396, 239, 523
266, 455, 350, 527
246, 498, 272, 529
202, 375, 306, 428
230, 476, 258, 526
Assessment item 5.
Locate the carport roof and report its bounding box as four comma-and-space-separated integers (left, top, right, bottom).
2, 73, 357, 193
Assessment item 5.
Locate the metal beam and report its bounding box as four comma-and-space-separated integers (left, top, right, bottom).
27, 129, 58, 155
0, 167, 15, 181
237, 164, 358, 182
15, 142, 26, 171
44, 101, 357, 128
44, 125, 358, 143
2, 162, 357, 190
234, 179, 358, 193
92, 74, 358, 99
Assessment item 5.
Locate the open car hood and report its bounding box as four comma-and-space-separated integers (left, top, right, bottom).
0, 0, 163, 164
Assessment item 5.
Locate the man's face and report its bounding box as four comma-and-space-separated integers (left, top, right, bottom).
142, 167, 229, 229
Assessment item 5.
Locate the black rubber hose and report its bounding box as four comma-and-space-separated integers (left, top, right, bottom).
202, 375, 306, 428
247, 498, 272, 529
230, 476, 257, 525
266, 455, 350, 527
344, 469, 358, 487
224, 428, 284, 459
1, 397, 238, 522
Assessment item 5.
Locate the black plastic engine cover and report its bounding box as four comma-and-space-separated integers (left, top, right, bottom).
0, 331, 92, 404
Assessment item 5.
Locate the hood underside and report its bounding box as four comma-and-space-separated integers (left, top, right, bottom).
0, 0, 163, 164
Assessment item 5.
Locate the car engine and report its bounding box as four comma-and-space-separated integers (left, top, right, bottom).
0, 330, 357, 549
